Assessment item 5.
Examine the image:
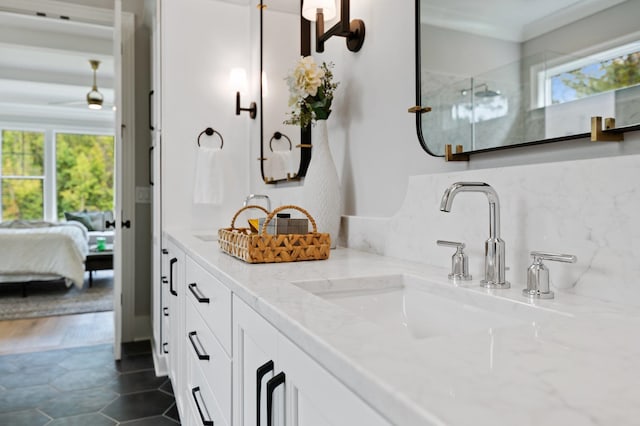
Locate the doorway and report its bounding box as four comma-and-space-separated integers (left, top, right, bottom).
0, 0, 138, 359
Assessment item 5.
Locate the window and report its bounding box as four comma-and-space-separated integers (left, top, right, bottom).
56, 133, 114, 219
0, 128, 114, 222
1, 130, 45, 220
540, 40, 640, 107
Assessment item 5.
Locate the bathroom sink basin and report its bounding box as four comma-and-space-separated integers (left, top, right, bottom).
294, 274, 566, 340
194, 234, 217, 242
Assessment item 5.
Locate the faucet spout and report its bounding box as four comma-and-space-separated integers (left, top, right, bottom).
440, 182, 500, 239
439, 182, 508, 289
243, 194, 271, 212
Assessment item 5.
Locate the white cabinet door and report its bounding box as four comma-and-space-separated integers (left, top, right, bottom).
165, 239, 186, 414
278, 336, 390, 426
233, 296, 389, 426
233, 297, 279, 426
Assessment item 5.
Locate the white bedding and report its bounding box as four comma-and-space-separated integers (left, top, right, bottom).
0, 221, 89, 288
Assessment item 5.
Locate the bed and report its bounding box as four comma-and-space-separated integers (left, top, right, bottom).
0, 220, 89, 289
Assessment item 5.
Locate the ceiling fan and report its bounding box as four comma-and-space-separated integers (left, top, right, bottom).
86, 59, 104, 110
49, 59, 113, 110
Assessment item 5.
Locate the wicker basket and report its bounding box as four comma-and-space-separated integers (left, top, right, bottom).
218, 204, 330, 263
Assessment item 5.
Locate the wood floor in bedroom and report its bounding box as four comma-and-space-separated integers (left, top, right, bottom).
0, 311, 114, 355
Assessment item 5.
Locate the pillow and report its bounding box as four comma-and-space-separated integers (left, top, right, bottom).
84, 211, 106, 232
64, 211, 96, 231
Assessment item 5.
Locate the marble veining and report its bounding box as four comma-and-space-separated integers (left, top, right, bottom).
166, 229, 640, 426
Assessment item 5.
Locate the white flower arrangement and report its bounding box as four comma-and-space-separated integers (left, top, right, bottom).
284, 56, 338, 128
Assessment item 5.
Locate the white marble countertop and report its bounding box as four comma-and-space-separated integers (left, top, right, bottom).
168, 229, 640, 426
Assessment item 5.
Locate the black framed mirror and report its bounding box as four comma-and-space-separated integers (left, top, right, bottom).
260, 0, 311, 183
415, 0, 640, 157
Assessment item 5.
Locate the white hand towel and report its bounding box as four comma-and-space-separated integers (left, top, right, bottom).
266, 151, 295, 180
193, 147, 224, 205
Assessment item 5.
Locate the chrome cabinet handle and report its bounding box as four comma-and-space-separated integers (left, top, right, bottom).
191, 386, 214, 426
256, 360, 274, 426
266, 372, 285, 426
188, 331, 210, 361
188, 283, 210, 304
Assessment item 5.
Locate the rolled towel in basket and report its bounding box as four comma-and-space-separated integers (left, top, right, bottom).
193, 146, 223, 205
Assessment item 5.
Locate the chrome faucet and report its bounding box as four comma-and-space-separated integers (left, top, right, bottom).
440, 182, 509, 289
243, 194, 271, 212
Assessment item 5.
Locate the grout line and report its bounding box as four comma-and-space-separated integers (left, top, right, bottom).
162, 413, 181, 424
157, 388, 174, 397
99, 410, 121, 423
36, 408, 53, 426
118, 413, 173, 424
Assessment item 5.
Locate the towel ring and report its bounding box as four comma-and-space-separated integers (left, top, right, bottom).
269, 131, 292, 152
197, 127, 224, 149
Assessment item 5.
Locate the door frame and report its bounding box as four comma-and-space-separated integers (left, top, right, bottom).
114, 0, 136, 359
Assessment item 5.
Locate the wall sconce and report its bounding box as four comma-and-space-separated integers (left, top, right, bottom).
302, 0, 365, 53
230, 67, 256, 119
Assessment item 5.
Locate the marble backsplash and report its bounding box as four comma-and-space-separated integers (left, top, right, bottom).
340, 153, 640, 307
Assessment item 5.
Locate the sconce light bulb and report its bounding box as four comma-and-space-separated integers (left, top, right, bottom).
302, 0, 336, 21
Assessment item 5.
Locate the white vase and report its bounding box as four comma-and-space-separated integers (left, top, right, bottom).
303, 119, 341, 249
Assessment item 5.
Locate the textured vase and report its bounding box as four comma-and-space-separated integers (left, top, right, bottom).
303, 119, 341, 249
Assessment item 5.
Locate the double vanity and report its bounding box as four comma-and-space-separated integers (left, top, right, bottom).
160, 207, 640, 425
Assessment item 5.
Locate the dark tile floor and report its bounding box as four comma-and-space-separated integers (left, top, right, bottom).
0, 341, 180, 425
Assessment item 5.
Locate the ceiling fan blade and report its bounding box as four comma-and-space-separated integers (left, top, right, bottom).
48, 100, 86, 106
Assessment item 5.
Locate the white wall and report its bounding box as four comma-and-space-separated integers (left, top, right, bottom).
161, 0, 250, 231
248, 0, 640, 219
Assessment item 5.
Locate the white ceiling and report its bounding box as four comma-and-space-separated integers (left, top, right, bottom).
0, 9, 114, 127
421, 0, 628, 42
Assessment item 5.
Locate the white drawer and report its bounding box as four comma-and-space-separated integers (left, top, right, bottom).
185, 256, 232, 354
186, 300, 232, 426
187, 345, 228, 426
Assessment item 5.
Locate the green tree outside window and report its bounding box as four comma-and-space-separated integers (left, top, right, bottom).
1, 130, 45, 220
56, 133, 114, 218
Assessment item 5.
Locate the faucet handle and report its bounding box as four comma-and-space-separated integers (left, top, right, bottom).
436, 240, 464, 249
436, 240, 472, 281
524, 251, 577, 299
